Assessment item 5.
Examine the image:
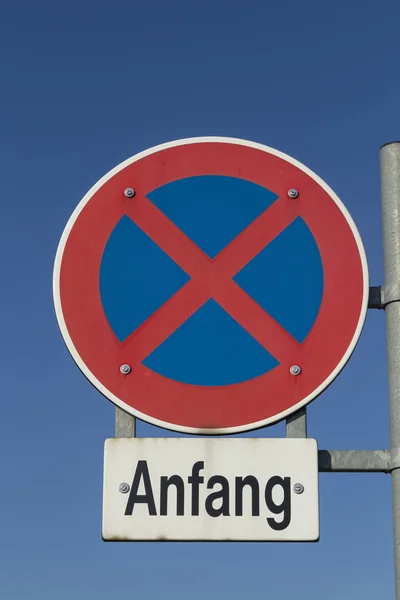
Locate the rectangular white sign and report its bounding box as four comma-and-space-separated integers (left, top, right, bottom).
102, 438, 319, 542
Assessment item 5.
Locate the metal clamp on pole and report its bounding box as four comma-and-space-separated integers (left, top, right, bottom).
382, 282, 400, 308
391, 448, 400, 472
368, 284, 400, 310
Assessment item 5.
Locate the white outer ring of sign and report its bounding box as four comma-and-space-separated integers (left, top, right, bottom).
53, 136, 369, 435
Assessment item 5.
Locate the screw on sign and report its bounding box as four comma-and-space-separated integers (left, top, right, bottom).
53, 137, 368, 434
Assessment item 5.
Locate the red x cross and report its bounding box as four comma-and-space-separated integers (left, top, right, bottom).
123, 192, 301, 368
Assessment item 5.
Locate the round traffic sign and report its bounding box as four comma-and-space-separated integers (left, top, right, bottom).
53, 137, 368, 434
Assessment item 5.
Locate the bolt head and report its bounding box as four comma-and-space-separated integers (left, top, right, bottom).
293, 483, 305, 494
288, 188, 299, 199
124, 188, 135, 198
120, 363, 132, 375
290, 365, 302, 376
119, 482, 130, 494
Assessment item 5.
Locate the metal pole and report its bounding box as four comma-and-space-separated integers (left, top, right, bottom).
380, 142, 400, 599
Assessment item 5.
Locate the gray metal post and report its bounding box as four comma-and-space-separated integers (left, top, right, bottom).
286, 407, 307, 437
381, 142, 400, 599
115, 407, 136, 438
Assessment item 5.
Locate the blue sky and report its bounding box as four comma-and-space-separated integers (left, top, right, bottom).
1, 0, 399, 597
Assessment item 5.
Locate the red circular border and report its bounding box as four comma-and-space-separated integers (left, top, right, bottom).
57, 141, 366, 431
